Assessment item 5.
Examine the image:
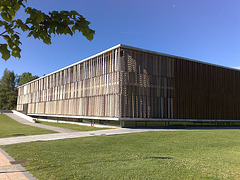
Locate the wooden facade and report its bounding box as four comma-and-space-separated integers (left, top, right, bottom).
17, 46, 121, 118
119, 48, 174, 119
17, 44, 240, 121
174, 59, 240, 120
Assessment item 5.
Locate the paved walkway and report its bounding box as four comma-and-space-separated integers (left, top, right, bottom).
0, 128, 170, 146
0, 148, 36, 180
3, 112, 184, 146
5, 113, 79, 133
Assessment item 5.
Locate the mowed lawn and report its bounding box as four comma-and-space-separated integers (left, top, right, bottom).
36, 120, 109, 131
0, 114, 55, 138
2, 130, 240, 179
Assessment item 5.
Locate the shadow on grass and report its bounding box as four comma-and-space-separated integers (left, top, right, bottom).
11, 134, 26, 137
76, 156, 174, 164
147, 156, 173, 159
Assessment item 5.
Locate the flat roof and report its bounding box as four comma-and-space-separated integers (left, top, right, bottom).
18, 44, 121, 88
18, 44, 240, 88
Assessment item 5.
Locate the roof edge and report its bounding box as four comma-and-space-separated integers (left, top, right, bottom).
18, 44, 122, 88
18, 43, 239, 88
120, 44, 240, 73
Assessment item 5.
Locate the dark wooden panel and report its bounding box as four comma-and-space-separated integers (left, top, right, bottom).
174, 59, 240, 120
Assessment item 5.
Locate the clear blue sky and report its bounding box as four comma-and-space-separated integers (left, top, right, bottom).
0, 0, 240, 77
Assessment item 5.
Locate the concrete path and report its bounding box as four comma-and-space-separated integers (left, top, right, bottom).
5, 113, 79, 133
0, 128, 184, 146
0, 148, 36, 180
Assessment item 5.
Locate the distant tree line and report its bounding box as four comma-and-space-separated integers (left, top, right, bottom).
0, 68, 39, 110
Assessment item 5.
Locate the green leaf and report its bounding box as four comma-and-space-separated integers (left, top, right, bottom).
5, 25, 14, 34
72, 25, 76, 33
42, 37, 51, 44
2, 35, 10, 41
68, 20, 74, 25
35, 11, 44, 24
21, 24, 29, 31
25, 7, 31, 14
49, 26, 55, 34
15, 2, 21, 11
0, 44, 11, 60
12, 50, 21, 58
8, 9, 16, 20
70, 10, 79, 16
32, 31, 38, 38
83, 29, 95, 41
60, 10, 68, 15
64, 26, 73, 35
11, 34, 20, 40
11, 45, 21, 52
18, 0, 26, 8
25, 17, 32, 24
1, 11, 11, 21
56, 25, 64, 34
14, 19, 29, 31
27, 31, 33, 37
0, 20, 5, 27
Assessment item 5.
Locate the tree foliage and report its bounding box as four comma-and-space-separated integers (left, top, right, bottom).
18, 72, 38, 86
0, 0, 95, 60
0, 68, 18, 110
0, 69, 40, 110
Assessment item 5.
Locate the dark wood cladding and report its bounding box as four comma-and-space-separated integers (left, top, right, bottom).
174, 59, 240, 119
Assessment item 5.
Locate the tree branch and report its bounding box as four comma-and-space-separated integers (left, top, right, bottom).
0, 31, 7, 36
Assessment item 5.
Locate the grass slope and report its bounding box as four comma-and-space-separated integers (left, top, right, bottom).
0, 114, 55, 138
2, 130, 240, 179
36, 121, 109, 131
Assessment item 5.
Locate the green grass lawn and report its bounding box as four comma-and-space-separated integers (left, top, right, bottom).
0, 114, 55, 138
36, 120, 109, 131
2, 129, 240, 179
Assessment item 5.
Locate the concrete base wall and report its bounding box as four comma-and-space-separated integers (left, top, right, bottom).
0, 110, 13, 113
121, 121, 240, 128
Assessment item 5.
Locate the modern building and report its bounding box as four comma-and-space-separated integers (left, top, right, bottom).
17, 44, 240, 127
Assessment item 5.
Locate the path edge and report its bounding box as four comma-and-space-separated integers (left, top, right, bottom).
0, 148, 37, 180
